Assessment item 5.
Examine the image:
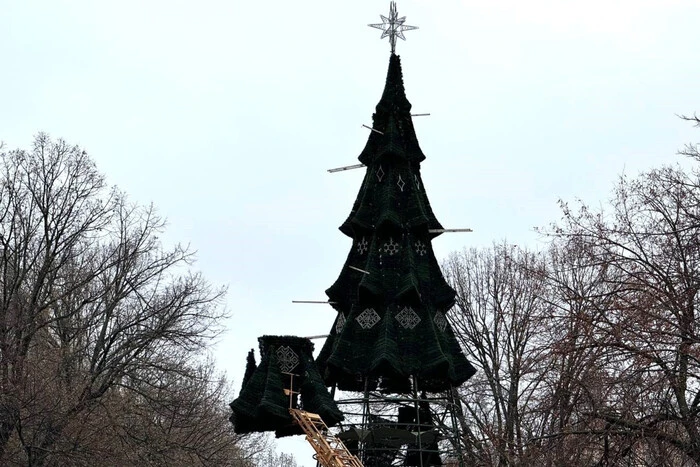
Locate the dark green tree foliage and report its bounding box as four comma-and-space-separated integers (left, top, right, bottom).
316, 54, 476, 391
230, 336, 343, 437
241, 348, 257, 389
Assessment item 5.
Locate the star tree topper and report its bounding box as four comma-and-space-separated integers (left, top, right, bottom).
369, 1, 418, 53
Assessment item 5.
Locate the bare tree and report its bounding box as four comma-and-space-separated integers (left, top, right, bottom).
678, 113, 700, 161
442, 119, 700, 466
0, 134, 251, 465
259, 450, 301, 467
444, 244, 553, 466
544, 159, 700, 465
534, 238, 634, 466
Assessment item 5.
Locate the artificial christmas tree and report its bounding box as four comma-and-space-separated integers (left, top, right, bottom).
316, 52, 475, 392
314, 4, 476, 465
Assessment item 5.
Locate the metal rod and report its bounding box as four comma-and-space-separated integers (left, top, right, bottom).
413, 375, 425, 467
291, 300, 336, 304
335, 395, 450, 404
328, 163, 366, 173
362, 124, 384, 135
361, 376, 370, 464
449, 386, 467, 467
411, 113, 431, 117
303, 334, 330, 339
428, 228, 474, 233
348, 265, 370, 274
288, 373, 295, 409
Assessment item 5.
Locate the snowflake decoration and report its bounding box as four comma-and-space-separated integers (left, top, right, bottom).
397, 174, 406, 192
384, 238, 400, 255
396, 306, 421, 329
414, 174, 421, 190
434, 312, 448, 332
276, 346, 300, 373
356, 308, 381, 329
376, 165, 385, 182
336, 313, 346, 334
414, 240, 427, 256
357, 237, 369, 255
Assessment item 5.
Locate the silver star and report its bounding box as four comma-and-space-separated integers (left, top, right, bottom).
369, 1, 418, 53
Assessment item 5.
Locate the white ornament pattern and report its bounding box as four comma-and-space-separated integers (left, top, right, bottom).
336, 313, 346, 333
434, 312, 448, 332
414, 241, 427, 256
397, 175, 406, 192
376, 165, 385, 182
276, 346, 300, 373
384, 238, 400, 255
396, 306, 421, 329
356, 308, 381, 329
357, 237, 369, 254
414, 174, 421, 190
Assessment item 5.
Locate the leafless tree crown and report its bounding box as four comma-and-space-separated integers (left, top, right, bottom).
0, 134, 263, 466
444, 119, 700, 466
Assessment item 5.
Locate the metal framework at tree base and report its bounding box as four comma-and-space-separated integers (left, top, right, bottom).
326, 377, 466, 467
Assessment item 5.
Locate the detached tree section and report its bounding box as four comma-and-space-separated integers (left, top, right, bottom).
230, 336, 343, 438
316, 54, 475, 392
0, 135, 241, 465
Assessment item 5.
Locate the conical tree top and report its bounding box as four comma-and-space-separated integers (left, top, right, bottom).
340, 54, 443, 239
358, 53, 424, 166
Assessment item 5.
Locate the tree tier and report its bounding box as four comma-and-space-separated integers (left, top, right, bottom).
230, 336, 343, 437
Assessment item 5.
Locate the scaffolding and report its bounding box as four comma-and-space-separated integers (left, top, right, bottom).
330, 376, 466, 467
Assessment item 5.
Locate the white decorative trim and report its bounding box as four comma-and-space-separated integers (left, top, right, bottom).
276, 346, 300, 373
357, 237, 369, 255
414, 240, 427, 256
376, 165, 385, 182
384, 238, 399, 255
397, 174, 406, 192
434, 312, 448, 332
336, 313, 346, 334
356, 308, 381, 329
396, 306, 421, 329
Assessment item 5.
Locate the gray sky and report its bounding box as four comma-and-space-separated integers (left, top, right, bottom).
2, 1, 700, 464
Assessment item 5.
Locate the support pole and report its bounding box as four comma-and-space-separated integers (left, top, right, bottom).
361, 376, 371, 465
292, 300, 336, 304
412, 375, 425, 467
328, 163, 366, 173
348, 265, 370, 274
449, 386, 467, 467
428, 228, 473, 233
362, 124, 384, 135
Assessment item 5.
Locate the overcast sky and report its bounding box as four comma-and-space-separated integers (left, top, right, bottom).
2, 1, 700, 464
